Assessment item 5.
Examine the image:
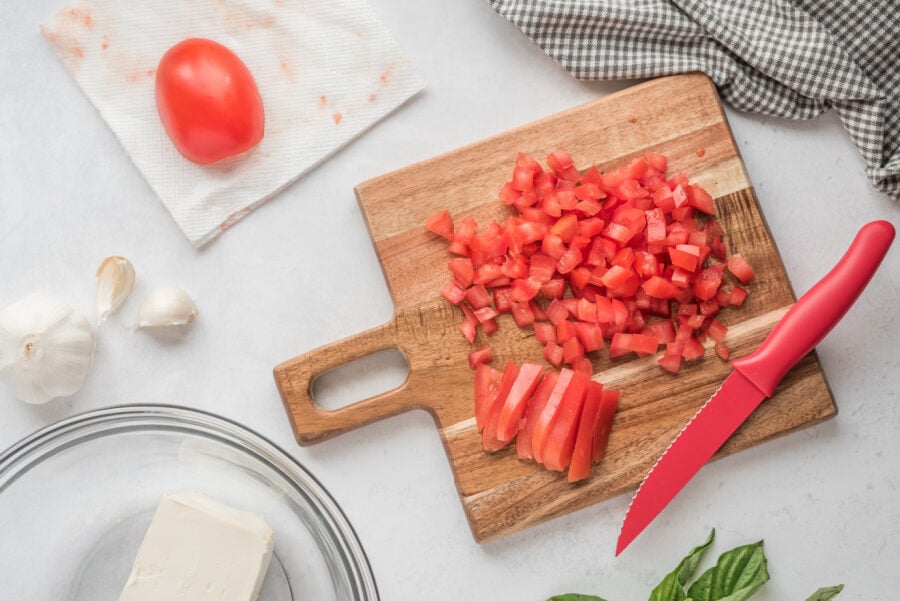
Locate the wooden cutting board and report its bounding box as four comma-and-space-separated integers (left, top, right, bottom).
274, 73, 836, 543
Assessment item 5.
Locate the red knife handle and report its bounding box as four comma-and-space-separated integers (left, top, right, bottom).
732, 220, 895, 397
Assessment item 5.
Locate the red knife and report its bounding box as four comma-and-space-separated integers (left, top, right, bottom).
616, 220, 895, 556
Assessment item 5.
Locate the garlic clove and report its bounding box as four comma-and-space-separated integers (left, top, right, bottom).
0, 294, 96, 405
96, 256, 136, 325
137, 285, 199, 329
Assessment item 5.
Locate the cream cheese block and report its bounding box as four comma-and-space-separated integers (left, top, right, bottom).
119, 492, 274, 601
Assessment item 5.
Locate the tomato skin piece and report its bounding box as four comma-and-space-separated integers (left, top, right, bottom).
496, 363, 545, 443
567, 381, 604, 482
156, 38, 265, 164
542, 371, 591, 471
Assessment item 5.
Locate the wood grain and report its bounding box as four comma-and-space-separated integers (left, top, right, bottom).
274, 73, 836, 542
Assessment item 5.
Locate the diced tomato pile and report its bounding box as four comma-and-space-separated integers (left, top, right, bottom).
425, 150, 756, 482
476, 361, 620, 482
426, 150, 754, 375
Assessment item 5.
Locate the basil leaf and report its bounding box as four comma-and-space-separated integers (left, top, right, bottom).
548, 595, 608, 601
648, 530, 716, 601
685, 540, 769, 601
803, 585, 844, 600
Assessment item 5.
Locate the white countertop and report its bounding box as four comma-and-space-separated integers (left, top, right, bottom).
2, 1, 899, 599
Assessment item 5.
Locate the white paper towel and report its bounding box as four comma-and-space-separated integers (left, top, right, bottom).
42, 0, 425, 247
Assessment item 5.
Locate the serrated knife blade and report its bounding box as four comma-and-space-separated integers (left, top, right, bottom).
616, 220, 895, 556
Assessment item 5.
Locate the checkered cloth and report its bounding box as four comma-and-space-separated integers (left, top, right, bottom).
489, 0, 900, 201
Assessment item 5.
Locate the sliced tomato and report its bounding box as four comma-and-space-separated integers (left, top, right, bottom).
495, 363, 545, 443
689, 184, 715, 214
510, 302, 535, 327
481, 361, 520, 452
474, 363, 503, 431
694, 265, 724, 301
542, 341, 564, 368
493, 287, 513, 313
511, 277, 543, 302
567, 380, 604, 482
643, 151, 667, 173
529, 369, 575, 464
706, 318, 727, 343
556, 320, 576, 343
641, 275, 682, 299
440, 282, 466, 305
533, 321, 556, 344
468, 347, 493, 370
541, 278, 566, 299
729, 285, 749, 306
669, 245, 700, 272
646, 319, 676, 344
592, 388, 621, 462
562, 337, 584, 364
609, 332, 659, 358
542, 371, 591, 471
715, 341, 731, 360
425, 209, 454, 240
726, 253, 756, 284
437, 150, 758, 475
464, 284, 492, 309
574, 322, 605, 352
515, 371, 559, 460
681, 335, 706, 361
658, 341, 684, 374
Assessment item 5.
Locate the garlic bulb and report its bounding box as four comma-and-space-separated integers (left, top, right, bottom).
0, 294, 96, 404
137, 285, 198, 328
96, 256, 136, 324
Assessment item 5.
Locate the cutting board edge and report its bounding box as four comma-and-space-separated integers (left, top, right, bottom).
464, 384, 838, 544
352, 72, 721, 198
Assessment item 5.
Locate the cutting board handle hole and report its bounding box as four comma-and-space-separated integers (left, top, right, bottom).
311, 348, 409, 410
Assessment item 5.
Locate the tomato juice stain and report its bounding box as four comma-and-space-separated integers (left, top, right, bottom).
66, 7, 93, 27
332, 112, 343, 124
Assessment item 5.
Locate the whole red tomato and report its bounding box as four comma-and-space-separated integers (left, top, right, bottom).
155, 38, 265, 165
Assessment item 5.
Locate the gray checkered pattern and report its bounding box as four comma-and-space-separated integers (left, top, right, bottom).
489, 0, 900, 201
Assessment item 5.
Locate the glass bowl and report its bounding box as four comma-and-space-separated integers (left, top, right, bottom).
0, 404, 378, 601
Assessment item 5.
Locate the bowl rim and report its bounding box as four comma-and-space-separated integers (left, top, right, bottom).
0, 403, 379, 601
